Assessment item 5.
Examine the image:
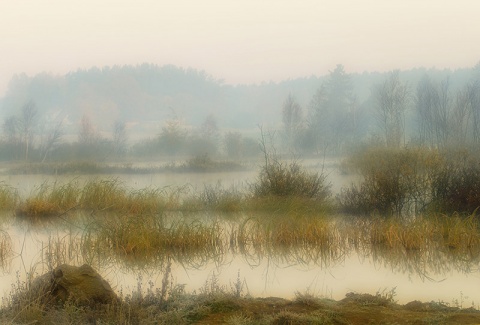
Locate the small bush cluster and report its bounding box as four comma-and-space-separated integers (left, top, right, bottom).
430, 150, 480, 214
338, 146, 480, 216
180, 154, 245, 172
252, 159, 330, 200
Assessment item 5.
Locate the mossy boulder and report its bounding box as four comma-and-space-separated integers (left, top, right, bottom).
30, 264, 117, 306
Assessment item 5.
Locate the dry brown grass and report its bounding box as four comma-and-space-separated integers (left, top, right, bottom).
88, 214, 225, 265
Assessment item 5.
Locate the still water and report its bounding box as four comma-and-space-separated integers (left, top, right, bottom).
0, 166, 479, 306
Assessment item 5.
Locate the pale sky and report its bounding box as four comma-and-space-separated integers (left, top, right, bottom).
1, 0, 479, 96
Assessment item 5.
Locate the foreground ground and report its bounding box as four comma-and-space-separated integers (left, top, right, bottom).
195, 293, 480, 324
5, 292, 480, 324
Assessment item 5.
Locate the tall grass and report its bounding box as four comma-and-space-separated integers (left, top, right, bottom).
1, 211, 479, 324
436, 213, 480, 250
16, 178, 177, 218
17, 181, 81, 218
80, 178, 127, 211
198, 183, 245, 212
81, 179, 170, 214
335, 212, 480, 281
0, 182, 18, 212
89, 214, 225, 267
235, 214, 344, 267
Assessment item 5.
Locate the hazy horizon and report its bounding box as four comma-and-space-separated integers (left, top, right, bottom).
1, 0, 480, 96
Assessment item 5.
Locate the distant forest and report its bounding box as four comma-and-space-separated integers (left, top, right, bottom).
0, 63, 479, 162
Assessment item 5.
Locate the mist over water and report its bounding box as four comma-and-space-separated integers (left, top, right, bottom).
1, 62, 480, 308
2, 2, 480, 322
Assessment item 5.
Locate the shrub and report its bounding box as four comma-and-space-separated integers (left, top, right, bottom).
430, 149, 480, 214
181, 154, 244, 172
252, 159, 330, 200
338, 146, 441, 216
251, 129, 330, 201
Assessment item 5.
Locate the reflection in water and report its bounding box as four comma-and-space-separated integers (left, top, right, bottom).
0, 229, 12, 274
345, 216, 480, 275
0, 211, 479, 305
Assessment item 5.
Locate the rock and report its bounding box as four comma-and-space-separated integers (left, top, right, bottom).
30, 264, 117, 306
404, 300, 425, 311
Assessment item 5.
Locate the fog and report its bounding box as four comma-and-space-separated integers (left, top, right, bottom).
1, 0, 480, 94
1, 1, 480, 157
0, 63, 479, 162
2, 1, 480, 321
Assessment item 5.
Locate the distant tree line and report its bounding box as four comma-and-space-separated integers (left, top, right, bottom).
2, 63, 480, 162
130, 114, 260, 159
0, 106, 261, 162
280, 63, 480, 154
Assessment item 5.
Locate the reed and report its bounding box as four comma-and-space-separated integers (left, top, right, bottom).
82, 179, 188, 214
0, 229, 12, 270
0, 182, 18, 211
42, 231, 85, 270
2, 212, 480, 323
360, 217, 431, 251
80, 178, 127, 211
14, 178, 202, 219
123, 187, 167, 214
90, 214, 225, 264
348, 212, 480, 257
436, 213, 480, 250
245, 196, 332, 216
234, 213, 344, 269
198, 183, 245, 212
16, 181, 81, 218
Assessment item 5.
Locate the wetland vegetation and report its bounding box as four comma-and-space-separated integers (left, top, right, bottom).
0, 145, 479, 323
2, 64, 480, 323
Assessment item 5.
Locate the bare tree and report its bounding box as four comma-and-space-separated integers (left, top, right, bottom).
434, 79, 451, 147
375, 71, 409, 147
78, 114, 98, 144
416, 76, 438, 146
2, 116, 20, 159
41, 120, 63, 162
194, 114, 220, 156
3, 116, 18, 144
282, 94, 303, 150
415, 77, 453, 148
415, 76, 480, 148
159, 117, 187, 155
224, 131, 243, 159
18, 102, 38, 161
200, 114, 219, 140
307, 65, 356, 154
465, 80, 480, 143
113, 120, 127, 156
